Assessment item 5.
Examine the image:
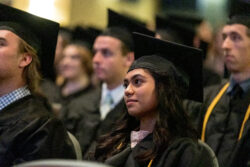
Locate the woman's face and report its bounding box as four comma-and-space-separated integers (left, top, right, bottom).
59, 45, 85, 80
124, 68, 158, 119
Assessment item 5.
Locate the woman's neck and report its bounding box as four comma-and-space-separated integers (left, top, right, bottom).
139, 116, 156, 133
62, 75, 90, 96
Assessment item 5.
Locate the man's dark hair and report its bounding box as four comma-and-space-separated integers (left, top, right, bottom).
99, 27, 134, 55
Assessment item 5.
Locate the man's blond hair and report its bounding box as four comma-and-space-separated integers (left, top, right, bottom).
18, 38, 41, 94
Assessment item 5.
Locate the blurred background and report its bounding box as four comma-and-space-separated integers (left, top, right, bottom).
0, 0, 231, 30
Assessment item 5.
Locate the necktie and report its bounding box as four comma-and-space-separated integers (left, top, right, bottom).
229, 84, 243, 116
231, 84, 243, 100
100, 93, 113, 120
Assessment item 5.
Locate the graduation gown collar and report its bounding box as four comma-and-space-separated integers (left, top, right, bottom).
105, 133, 154, 167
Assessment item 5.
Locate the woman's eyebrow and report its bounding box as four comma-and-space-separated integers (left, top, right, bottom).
131, 74, 144, 80
124, 74, 145, 83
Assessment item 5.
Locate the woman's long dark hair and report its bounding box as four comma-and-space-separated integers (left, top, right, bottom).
94, 68, 197, 163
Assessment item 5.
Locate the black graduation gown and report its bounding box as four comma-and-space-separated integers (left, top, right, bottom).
105, 134, 216, 167
40, 78, 62, 105
199, 81, 250, 167
0, 95, 76, 166
60, 84, 100, 155
203, 67, 222, 87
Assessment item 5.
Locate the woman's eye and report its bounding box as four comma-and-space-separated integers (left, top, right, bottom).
134, 79, 141, 86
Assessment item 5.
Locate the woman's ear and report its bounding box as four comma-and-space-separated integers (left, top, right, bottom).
18, 53, 32, 68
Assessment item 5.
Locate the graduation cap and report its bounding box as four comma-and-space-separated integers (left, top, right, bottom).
72, 26, 101, 49
157, 15, 210, 58
166, 12, 203, 30
156, 15, 195, 46
87, 27, 102, 38
0, 3, 59, 80
108, 9, 155, 37
228, 0, 250, 28
130, 32, 203, 102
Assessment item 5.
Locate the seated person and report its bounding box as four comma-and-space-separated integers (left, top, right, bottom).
59, 41, 100, 153
0, 3, 76, 166
93, 32, 216, 167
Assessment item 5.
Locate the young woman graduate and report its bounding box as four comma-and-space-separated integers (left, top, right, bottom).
93, 32, 218, 167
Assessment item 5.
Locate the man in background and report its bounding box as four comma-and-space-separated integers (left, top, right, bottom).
83, 9, 155, 157
199, 8, 250, 167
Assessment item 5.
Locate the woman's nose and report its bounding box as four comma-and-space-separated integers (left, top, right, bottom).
124, 84, 134, 97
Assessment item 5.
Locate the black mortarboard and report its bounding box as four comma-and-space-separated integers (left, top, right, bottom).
72, 26, 101, 49
228, 0, 250, 28
129, 32, 203, 102
166, 12, 203, 30
156, 15, 209, 58
0, 3, 59, 80
164, 12, 210, 59
87, 27, 102, 38
108, 9, 155, 37
156, 15, 195, 46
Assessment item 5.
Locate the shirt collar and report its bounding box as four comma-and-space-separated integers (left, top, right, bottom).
227, 77, 250, 94
101, 83, 124, 107
130, 130, 151, 148
0, 86, 31, 111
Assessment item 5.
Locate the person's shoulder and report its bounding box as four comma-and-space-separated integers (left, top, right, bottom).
40, 79, 61, 103
161, 138, 218, 167
61, 84, 101, 115
203, 67, 222, 87
70, 84, 101, 103
0, 94, 61, 135
168, 137, 197, 150
12, 94, 56, 123
77, 84, 102, 101
203, 79, 229, 103
156, 137, 199, 161
29, 94, 53, 112
1, 94, 51, 117
204, 79, 228, 93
